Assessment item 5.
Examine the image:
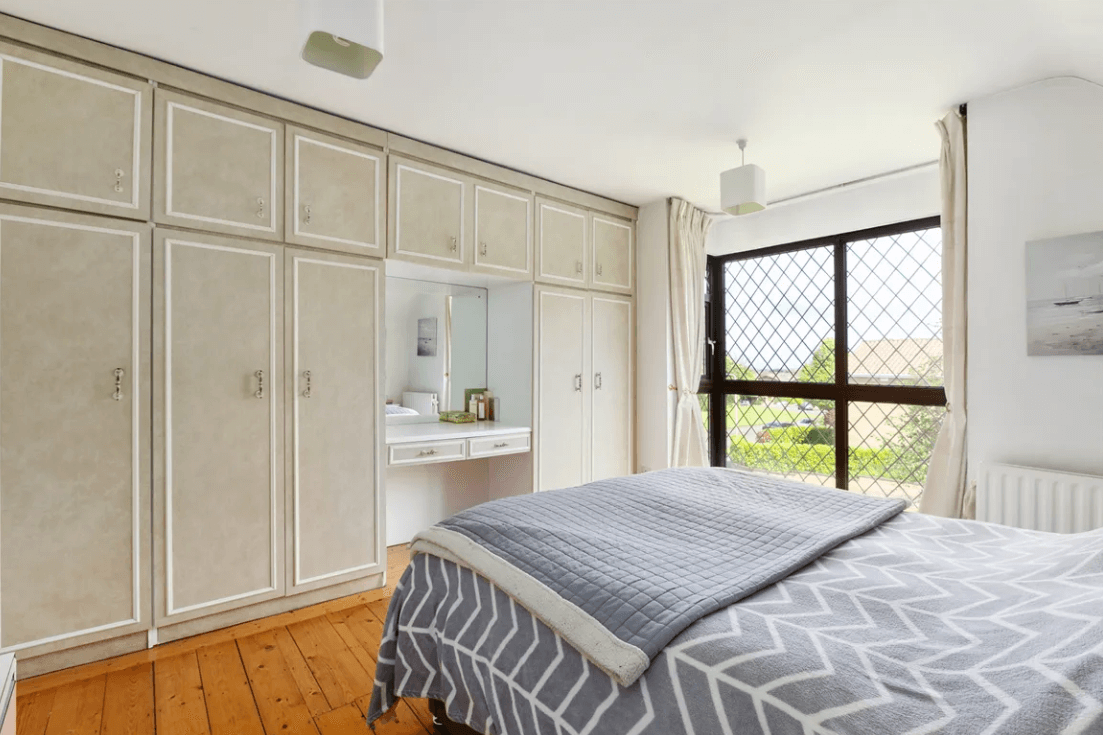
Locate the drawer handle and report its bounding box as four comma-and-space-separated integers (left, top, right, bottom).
418, 448, 438, 457
493, 442, 509, 449
480, 241, 488, 256
254, 370, 264, 399
594, 372, 602, 390
256, 197, 266, 220
575, 260, 583, 275
449, 236, 458, 252
304, 204, 312, 225
574, 374, 582, 392
302, 370, 312, 398
113, 367, 125, 401
113, 168, 125, 193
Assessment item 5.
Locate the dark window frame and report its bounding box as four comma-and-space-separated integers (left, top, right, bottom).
701, 216, 945, 488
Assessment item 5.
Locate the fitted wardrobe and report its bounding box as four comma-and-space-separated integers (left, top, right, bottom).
0, 11, 636, 677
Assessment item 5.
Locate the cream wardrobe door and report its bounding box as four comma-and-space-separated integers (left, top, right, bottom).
154, 230, 283, 625
286, 248, 383, 593
0, 42, 151, 220
591, 215, 634, 294
388, 157, 468, 266
536, 198, 587, 287
590, 294, 634, 482
286, 127, 382, 256
536, 285, 590, 492
0, 205, 150, 657
155, 90, 283, 241
473, 181, 532, 277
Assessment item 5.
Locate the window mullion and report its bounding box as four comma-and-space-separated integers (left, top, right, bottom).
834, 238, 848, 490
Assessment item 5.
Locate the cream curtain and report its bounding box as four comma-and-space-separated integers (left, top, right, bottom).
669, 198, 714, 467
920, 110, 973, 518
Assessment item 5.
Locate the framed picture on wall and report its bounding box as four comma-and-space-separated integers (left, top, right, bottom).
417, 317, 438, 356
1026, 230, 1103, 356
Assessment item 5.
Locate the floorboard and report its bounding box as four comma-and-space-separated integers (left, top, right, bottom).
16, 545, 422, 735
101, 663, 155, 735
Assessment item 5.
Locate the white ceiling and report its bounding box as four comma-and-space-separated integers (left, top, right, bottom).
3, 1, 1102, 209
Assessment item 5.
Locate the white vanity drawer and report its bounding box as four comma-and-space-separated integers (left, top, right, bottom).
467, 433, 531, 458
388, 439, 466, 467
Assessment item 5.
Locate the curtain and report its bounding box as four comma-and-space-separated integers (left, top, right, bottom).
920, 110, 972, 518
669, 198, 714, 467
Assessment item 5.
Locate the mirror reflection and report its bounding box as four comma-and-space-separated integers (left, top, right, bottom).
385, 277, 487, 423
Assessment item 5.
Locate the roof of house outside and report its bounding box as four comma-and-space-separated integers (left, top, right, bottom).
849, 338, 942, 385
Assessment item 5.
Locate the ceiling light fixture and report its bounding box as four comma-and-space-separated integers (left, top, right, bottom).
720, 139, 766, 216
300, 0, 384, 80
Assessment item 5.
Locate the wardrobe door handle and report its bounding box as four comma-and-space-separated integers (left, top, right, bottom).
254, 370, 265, 399
596, 263, 603, 277
449, 236, 458, 252
575, 260, 583, 275
480, 241, 488, 256
113, 368, 125, 400
303, 205, 312, 225
256, 197, 266, 220
113, 168, 125, 193
302, 370, 312, 398
574, 374, 582, 392
594, 372, 602, 390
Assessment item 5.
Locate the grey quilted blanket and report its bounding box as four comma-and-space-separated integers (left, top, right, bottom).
408, 467, 904, 686
369, 512, 1103, 734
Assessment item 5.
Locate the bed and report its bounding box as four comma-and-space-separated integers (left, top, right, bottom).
368, 468, 1103, 734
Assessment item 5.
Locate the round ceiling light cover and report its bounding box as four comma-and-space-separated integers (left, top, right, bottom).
301, 0, 384, 79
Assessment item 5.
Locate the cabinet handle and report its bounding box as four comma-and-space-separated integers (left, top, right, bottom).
302, 370, 312, 398
449, 236, 458, 252
418, 448, 438, 457
597, 263, 603, 276
575, 261, 583, 275
480, 241, 487, 256
594, 372, 602, 390
303, 205, 312, 225
113, 367, 125, 401
574, 374, 582, 392
113, 168, 125, 193
493, 442, 509, 448
256, 197, 266, 220
254, 370, 265, 399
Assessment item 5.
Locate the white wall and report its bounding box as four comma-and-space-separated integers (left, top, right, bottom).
709, 165, 940, 255
967, 77, 1103, 479
635, 199, 676, 472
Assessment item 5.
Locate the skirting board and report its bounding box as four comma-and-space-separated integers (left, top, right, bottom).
16, 631, 149, 680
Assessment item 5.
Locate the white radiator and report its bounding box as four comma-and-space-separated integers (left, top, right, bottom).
977, 463, 1103, 533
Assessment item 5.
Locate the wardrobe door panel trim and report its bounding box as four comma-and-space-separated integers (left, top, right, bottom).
0, 47, 149, 216
287, 250, 384, 591
288, 130, 383, 253
392, 160, 467, 265
591, 214, 634, 293
473, 183, 532, 276
0, 206, 150, 656
160, 235, 281, 619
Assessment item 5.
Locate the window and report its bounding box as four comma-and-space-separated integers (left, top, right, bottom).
701, 217, 944, 508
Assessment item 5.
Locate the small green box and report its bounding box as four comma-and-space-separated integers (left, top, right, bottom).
439, 411, 477, 424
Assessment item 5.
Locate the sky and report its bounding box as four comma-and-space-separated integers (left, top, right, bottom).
724, 227, 943, 374
1025, 230, 1103, 301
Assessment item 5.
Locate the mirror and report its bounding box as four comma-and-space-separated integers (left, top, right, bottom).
385, 276, 487, 423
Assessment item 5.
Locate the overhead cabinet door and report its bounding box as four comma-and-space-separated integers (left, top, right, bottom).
155, 90, 283, 240
536, 286, 589, 492
0, 42, 151, 220
286, 248, 383, 593
0, 204, 151, 656
286, 127, 382, 256
473, 181, 532, 276
155, 231, 283, 625
389, 157, 468, 266
536, 198, 588, 287
591, 214, 634, 294
590, 294, 634, 481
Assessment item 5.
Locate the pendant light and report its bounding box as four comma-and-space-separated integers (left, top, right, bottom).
300, 0, 384, 79
720, 139, 766, 216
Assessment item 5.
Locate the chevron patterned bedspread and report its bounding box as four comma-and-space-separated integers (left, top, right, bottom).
368, 511, 1103, 734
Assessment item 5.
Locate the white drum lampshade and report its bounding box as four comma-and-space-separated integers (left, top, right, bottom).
720, 139, 766, 216
301, 0, 384, 79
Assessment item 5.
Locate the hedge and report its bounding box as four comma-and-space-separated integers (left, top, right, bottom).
728, 437, 928, 484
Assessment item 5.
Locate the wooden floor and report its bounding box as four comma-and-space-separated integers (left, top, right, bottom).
15, 545, 433, 735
